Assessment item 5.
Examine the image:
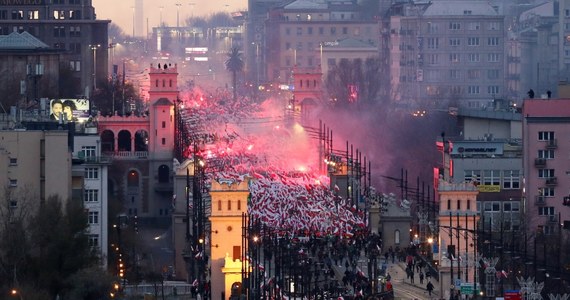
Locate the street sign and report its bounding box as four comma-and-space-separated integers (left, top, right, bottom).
460, 283, 480, 295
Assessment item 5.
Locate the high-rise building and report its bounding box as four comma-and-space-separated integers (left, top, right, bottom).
522, 98, 570, 235
0, 0, 110, 98
389, 1, 506, 109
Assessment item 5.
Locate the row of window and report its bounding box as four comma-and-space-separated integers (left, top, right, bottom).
464, 170, 520, 189
425, 69, 500, 80
217, 200, 243, 211
0, 9, 82, 20
425, 37, 500, 49
284, 26, 372, 37
413, 85, 501, 96
409, 53, 501, 65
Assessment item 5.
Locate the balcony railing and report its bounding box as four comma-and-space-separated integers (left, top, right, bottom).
546, 139, 557, 149
534, 158, 546, 168
535, 196, 546, 205
545, 177, 558, 186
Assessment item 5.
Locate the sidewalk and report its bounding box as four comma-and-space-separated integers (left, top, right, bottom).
387, 261, 440, 298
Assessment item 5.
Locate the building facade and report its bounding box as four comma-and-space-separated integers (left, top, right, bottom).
522, 99, 570, 235
390, 1, 506, 109
264, 0, 379, 84
0, 0, 109, 98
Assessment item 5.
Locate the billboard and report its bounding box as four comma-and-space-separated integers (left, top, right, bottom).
49, 99, 90, 122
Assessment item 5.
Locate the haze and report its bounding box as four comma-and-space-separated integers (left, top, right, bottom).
93, 0, 247, 35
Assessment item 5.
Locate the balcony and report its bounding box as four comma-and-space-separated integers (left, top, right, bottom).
546, 139, 557, 149
534, 158, 546, 168
535, 196, 546, 205
564, 196, 570, 206
545, 177, 558, 186
546, 215, 558, 223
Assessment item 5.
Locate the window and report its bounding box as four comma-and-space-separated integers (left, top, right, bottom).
467, 37, 479, 46
538, 131, 554, 141
70, 43, 81, 54
488, 53, 500, 62
70, 60, 81, 71
342, 27, 348, 34
296, 27, 302, 36
162, 121, 166, 128
538, 206, 554, 216
9, 158, 17, 165
539, 187, 554, 197
467, 53, 480, 62
70, 26, 81, 37
467, 86, 480, 94
427, 37, 439, 49
158, 165, 169, 183
330, 27, 336, 35
538, 150, 554, 159
307, 27, 313, 35
449, 69, 460, 79
488, 85, 500, 94
84, 189, 99, 202
88, 211, 99, 224
54, 26, 65, 37
237, 200, 241, 210
427, 22, 438, 33
487, 69, 499, 79
70, 10, 81, 20
11, 10, 23, 19
85, 167, 99, 179
53, 10, 65, 20
428, 54, 439, 65
88, 235, 99, 248
0, 10, 7, 20
450, 86, 462, 95
27, 10, 39, 20
538, 169, 554, 178
488, 37, 499, 46
483, 170, 500, 185
483, 202, 501, 212
9, 179, 17, 187
227, 200, 232, 210
467, 22, 480, 30
217, 200, 222, 211
467, 69, 480, 79
82, 146, 96, 158
450, 53, 460, 63
162, 138, 166, 145
488, 22, 500, 30
503, 170, 520, 189
449, 38, 460, 46
464, 170, 481, 183
318, 27, 324, 35
394, 230, 400, 244
449, 22, 461, 30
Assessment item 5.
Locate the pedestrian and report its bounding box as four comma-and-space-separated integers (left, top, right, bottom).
410, 270, 415, 284
419, 271, 424, 284
426, 281, 434, 297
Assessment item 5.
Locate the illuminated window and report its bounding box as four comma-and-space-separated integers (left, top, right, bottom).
394, 230, 400, 245
127, 170, 139, 187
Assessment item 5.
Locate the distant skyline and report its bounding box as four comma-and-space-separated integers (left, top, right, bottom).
93, 0, 247, 36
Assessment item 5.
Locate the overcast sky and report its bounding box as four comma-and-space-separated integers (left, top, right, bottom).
93, 0, 247, 36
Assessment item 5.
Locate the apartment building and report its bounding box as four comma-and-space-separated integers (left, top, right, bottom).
0, 122, 110, 266
0, 0, 109, 97
265, 0, 379, 84
523, 98, 570, 234
390, 1, 506, 109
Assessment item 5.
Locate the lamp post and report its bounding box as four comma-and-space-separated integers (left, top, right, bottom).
89, 44, 100, 94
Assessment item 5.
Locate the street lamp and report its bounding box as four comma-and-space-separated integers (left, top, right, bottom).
11, 289, 23, 300
89, 44, 101, 93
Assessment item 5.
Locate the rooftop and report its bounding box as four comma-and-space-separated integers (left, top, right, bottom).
423, 0, 499, 16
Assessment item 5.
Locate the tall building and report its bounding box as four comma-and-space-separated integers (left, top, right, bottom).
389, 1, 506, 109
265, 0, 379, 84
0, 0, 110, 98
0, 122, 110, 266
522, 98, 570, 235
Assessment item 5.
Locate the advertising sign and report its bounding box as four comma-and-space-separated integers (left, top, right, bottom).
49, 99, 90, 122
